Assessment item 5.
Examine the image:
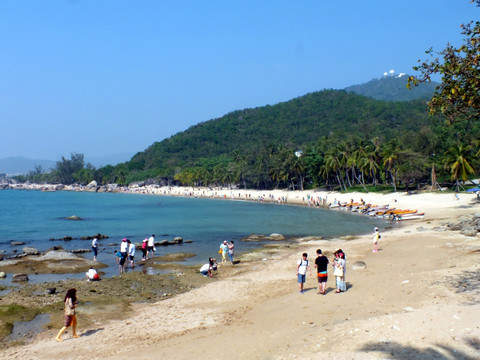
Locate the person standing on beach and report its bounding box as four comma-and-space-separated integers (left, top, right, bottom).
333, 250, 346, 293
147, 234, 155, 259
296, 253, 311, 294
118, 239, 128, 274
91, 237, 98, 261
227, 241, 235, 264
372, 227, 380, 253
219, 240, 228, 263
128, 239, 135, 268
55, 288, 79, 341
141, 238, 148, 261
314, 249, 329, 295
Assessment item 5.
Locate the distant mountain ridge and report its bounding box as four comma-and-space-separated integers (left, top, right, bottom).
0, 157, 56, 175
344, 74, 439, 101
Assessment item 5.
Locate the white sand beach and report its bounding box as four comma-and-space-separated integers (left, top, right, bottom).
2, 188, 480, 360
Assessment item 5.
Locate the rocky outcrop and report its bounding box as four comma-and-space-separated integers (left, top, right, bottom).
445, 213, 480, 237
23, 247, 40, 255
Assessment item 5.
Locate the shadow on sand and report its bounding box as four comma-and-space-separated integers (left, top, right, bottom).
359, 336, 480, 360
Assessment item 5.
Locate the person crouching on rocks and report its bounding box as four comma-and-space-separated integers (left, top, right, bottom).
85, 267, 100, 281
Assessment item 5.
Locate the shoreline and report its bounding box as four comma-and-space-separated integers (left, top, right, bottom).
1, 187, 480, 359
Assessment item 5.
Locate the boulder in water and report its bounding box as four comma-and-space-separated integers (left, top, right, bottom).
66, 215, 82, 220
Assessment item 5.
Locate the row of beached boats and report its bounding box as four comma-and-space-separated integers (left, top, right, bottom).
329, 200, 425, 221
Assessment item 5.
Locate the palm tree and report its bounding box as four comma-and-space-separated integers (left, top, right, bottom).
444, 144, 476, 191
382, 141, 400, 192
325, 148, 346, 191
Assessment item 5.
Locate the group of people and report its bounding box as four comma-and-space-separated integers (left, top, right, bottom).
115, 238, 137, 273
219, 240, 235, 264
296, 248, 347, 294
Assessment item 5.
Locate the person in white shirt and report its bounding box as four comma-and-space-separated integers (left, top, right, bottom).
91, 237, 98, 261
85, 267, 100, 281
147, 234, 155, 259
296, 253, 311, 294
128, 240, 136, 268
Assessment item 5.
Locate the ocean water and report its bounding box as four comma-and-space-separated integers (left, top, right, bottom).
0, 190, 384, 280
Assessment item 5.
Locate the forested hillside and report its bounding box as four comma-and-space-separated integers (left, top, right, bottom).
127, 90, 434, 178
16, 85, 478, 192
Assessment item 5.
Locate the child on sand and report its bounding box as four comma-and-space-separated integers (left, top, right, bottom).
372, 227, 380, 252
296, 253, 311, 294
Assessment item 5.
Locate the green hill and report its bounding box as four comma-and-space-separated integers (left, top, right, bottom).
344, 75, 439, 101
126, 89, 436, 179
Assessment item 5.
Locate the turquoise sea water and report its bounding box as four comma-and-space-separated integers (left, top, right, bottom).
0, 190, 384, 279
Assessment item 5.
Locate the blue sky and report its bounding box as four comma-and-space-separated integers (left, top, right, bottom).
0, 1, 477, 161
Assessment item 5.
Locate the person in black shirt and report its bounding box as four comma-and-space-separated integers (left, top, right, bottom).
314, 249, 329, 295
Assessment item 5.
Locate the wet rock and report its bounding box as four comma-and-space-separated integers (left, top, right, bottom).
23, 247, 40, 255
10, 241, 26, 246
45, 287, 56, 295
351, 261, 367, 270
241, 234, 269, 242
65, 215, 82, 220
70, 249, 91, 254
12, 273, 29, 282
79, 233, 108, 240
158, 240, 169, 246
173, 237, 183, 244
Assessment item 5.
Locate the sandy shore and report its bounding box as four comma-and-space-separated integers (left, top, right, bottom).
2, 188, 480, 359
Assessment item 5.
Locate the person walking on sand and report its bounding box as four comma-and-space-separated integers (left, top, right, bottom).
220, 240, 228, 263
147, 234, 155, 259
128, 239, 135, 268
372, 227, 380, 253
91, 237, 98, 261
55, 288, 79, 341
296, 253, 311, 294
227, 240, 235, 264
314, 249, 329, 295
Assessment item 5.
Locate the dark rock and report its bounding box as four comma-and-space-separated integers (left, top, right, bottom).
173, 237, 183, 244
63, 236, 73, 241
70, 249, 91, 254
12, 273, 29, 282
45, 287, 56, 295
